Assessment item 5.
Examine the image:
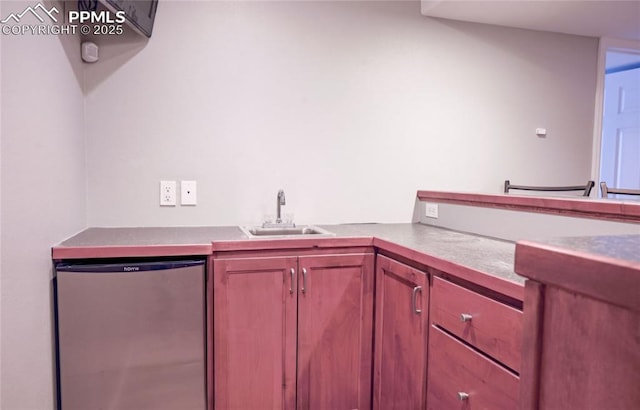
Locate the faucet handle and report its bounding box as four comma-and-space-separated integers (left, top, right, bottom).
261, 214, 274, 227
282, 213, 295, 226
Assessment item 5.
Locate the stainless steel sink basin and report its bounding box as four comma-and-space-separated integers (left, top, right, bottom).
240, 225, 335, 238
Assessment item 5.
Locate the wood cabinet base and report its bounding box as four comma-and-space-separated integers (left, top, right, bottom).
212, 252, 374, 410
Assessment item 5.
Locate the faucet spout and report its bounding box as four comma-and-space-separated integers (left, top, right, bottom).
276, 189, 286, 223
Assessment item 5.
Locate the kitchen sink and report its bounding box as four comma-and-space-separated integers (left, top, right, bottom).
240, 225, 335, 238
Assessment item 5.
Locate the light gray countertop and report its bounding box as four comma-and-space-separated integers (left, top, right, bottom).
56, 226, 247, 246
323, 223, 521, 285
54, 223, 524, 293
524, 234, 640, 264
514, 234, 640, 311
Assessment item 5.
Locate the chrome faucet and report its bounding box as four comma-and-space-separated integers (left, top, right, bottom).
276, 189, 286, 223
263, 189, 293, 228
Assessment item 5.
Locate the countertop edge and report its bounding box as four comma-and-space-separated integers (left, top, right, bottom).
52, 244, 213, 259
52, 226, 524, 301
514, 240, 640, 312
210, 236, 374, 252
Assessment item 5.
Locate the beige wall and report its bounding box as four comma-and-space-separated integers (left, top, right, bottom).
0, 1, 86, 408
84, 1, 598, 227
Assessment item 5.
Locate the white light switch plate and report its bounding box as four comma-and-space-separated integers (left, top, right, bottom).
425, 202, 439, 219
160, 181, 176, 206
181, 180, 197, 206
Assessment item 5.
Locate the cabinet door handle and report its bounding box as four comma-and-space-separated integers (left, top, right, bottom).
460, 313, 473, 322
289, 268, 295, 294
412, 286, 422, 314
301, 268, 307, 294
457, 392, 470, 401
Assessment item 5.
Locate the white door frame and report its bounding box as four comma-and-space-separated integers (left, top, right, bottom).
591, 37, 640, 192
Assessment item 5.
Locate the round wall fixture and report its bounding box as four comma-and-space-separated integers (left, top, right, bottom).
81, 42, 99, 63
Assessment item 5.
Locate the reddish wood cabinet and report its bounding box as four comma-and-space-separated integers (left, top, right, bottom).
520, 281, 640, 410
514, 236, 640, 410
427, 327, 519, 410
212, 252, 374, 410
430, 276, 522, 372
212, 256, 298, 410
427, 276, 521, 409
373, 255, 429, 410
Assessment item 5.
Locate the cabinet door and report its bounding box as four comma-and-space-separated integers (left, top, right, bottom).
297, 253, 374, 410
373, 255, 429, 410
213, 257, 298, 410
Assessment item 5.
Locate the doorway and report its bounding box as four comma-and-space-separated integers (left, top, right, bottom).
598, 48, 640, 198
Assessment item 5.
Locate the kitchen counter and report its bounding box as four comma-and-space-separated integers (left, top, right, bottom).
53, 223, 523, 300
515, 234, 640, 311
52, 226, 243, 259
331, 223, 519, 280
328, 224, 522, 299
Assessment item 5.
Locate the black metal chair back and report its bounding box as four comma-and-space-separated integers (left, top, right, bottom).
504, 180, 595, 197
600, 182, 640, 198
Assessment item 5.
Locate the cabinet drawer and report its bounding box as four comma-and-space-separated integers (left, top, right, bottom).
427, 326, 519, 410
430, 276, 522, 372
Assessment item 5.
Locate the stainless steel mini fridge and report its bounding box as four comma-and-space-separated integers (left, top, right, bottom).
55, 259, 206, 410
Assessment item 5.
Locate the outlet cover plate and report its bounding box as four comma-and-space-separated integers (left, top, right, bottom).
181, 180, 197, 206
425, 202, 439, 219
160, 180, 176, 206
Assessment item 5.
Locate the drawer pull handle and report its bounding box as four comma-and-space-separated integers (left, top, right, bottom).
412, 286, 422, 314
457, 392, 470, 401
460, 313, 473, 322
289, 268, 295, 294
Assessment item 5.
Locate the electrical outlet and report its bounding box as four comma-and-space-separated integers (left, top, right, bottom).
425, 202, 439, 219
181, 180, 197, 206
160, 181, 176, 206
